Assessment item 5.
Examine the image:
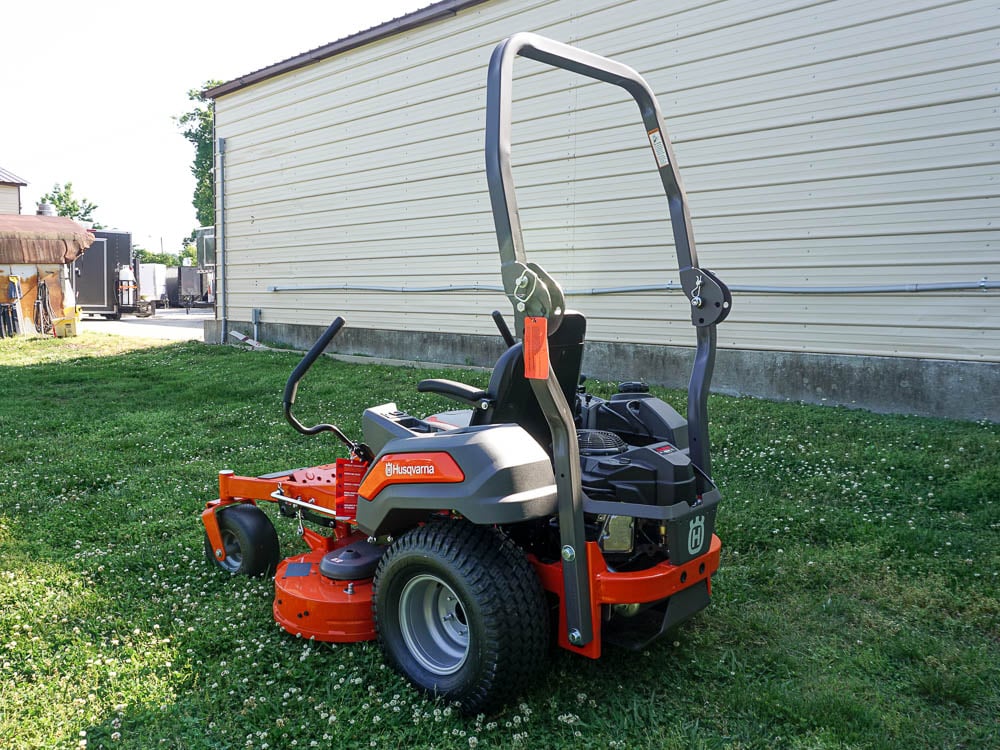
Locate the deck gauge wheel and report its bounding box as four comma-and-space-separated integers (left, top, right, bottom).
204, 504, 280, 577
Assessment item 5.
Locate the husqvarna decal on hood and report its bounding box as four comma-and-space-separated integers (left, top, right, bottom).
358, 452, 465, 500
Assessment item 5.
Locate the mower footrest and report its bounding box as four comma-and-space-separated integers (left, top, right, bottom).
602, 579, 710, 651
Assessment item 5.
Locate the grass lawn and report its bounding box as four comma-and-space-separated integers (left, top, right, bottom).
1, 333, 997, 749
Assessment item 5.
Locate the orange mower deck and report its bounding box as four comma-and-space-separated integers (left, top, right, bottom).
273, 528, 376, 643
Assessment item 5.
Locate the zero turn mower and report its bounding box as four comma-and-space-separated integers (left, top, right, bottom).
201, 32, 732, 714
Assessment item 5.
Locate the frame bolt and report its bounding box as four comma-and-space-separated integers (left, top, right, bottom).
561, 545, 576, 562
568, 629, 583, 646
215, 549, 223, 558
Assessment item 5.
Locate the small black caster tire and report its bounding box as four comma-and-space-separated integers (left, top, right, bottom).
204, 504, 280, 577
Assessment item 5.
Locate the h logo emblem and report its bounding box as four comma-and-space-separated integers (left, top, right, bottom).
687, 515, 705, 556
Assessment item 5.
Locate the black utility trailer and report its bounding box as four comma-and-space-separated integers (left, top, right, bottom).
73, 230, 152, 319
176, 264, 213, 311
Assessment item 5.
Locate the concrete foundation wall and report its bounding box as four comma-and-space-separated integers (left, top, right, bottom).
205, 320, 998, 423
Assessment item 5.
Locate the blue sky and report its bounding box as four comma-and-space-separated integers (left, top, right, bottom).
2, 0, 428, 252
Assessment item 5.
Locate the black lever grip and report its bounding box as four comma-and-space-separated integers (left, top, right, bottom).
283, 317, 345, 407
279, 316, 372, 461
491, 310, 516, 348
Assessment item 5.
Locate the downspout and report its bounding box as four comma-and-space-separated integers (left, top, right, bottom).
217, 136, 228, 345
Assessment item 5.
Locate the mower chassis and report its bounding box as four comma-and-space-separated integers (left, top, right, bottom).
204, 463, 721, 653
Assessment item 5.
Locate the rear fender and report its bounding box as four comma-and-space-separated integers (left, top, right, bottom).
356, 423, 557, 536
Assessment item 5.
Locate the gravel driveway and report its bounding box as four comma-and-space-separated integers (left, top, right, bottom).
76, 306, 212, 341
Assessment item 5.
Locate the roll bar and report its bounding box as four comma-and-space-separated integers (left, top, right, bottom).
484, 33, 732, 649
485, 32, 731, 473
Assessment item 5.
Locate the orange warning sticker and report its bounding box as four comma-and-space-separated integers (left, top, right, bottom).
523, 316, 549, 380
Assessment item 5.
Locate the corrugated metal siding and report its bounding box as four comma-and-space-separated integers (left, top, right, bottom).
214, 0, 1000, 362
0, 167, 27, 186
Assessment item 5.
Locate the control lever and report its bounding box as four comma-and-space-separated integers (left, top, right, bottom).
491, 310, 517, 348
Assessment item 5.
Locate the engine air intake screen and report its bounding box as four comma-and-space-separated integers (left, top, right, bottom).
577, 429, 628, 456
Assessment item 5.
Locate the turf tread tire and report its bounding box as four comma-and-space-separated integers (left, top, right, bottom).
373, 520, 548, 714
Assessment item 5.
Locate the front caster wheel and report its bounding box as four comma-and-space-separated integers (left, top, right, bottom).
204, 504, 280, 577
373, 520, 548, 714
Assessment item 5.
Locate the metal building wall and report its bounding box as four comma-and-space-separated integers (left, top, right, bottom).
0, 186, 20, 215
213, 0, 999, 365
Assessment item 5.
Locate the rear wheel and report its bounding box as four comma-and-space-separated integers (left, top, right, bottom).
204, 504, 280, 577
373, 520, 548, 714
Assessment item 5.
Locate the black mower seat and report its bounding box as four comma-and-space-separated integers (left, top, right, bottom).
419, 312, 587, 450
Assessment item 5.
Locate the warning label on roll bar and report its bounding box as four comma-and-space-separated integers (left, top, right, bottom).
523, 316, 549, 380
647, 128, 670, 169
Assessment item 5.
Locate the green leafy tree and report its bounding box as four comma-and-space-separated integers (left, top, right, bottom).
134, 246, 180, 267
177, 80, 221, 230
41, 182, 102, 226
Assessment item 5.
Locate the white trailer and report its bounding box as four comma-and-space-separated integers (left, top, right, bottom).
138, 262, 169, 308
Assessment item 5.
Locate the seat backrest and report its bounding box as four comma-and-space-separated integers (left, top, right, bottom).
470, 312, 587, 449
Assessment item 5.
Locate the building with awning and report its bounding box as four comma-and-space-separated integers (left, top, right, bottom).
0, 214, 94, 336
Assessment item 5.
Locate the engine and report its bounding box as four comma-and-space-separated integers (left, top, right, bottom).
577, 429, 697, 507
574, 386, 717, 570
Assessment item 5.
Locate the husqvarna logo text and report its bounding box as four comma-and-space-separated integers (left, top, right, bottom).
384, 462, 436, 478
687, 515, 705, 556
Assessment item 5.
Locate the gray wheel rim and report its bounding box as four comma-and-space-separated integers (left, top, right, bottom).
218, 529, 243, 573
398, 573, 469, 675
